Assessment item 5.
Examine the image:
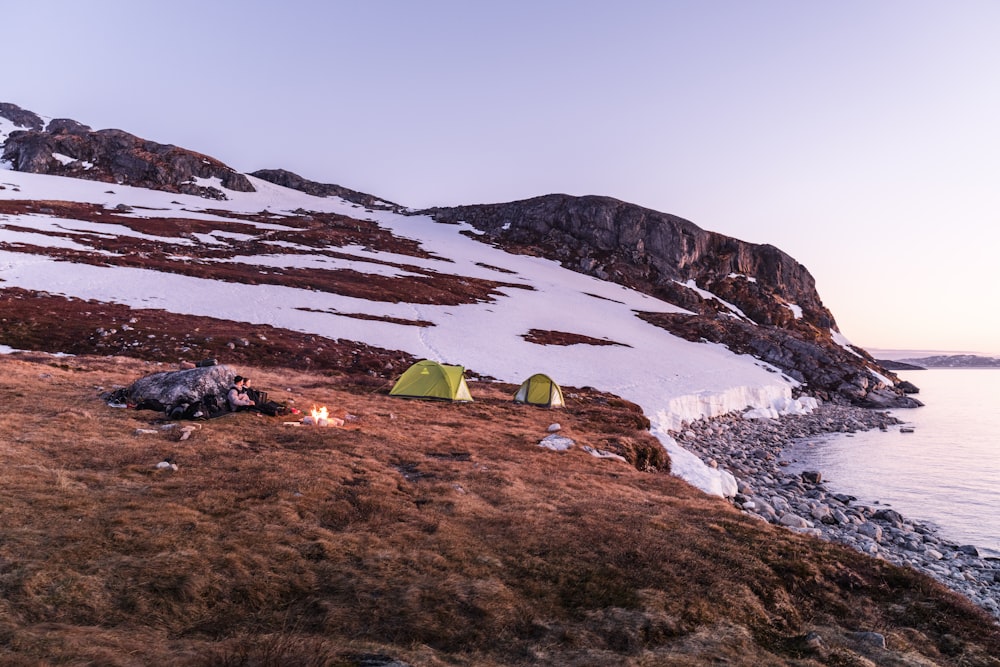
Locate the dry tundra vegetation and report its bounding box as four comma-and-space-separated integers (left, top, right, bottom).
0, 350, 999, 667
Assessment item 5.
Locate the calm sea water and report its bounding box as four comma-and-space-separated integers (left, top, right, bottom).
786, 369, 1000, 558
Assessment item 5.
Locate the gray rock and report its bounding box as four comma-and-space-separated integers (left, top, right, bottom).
801, 470, 822, 484
809, 505, 832, 523
779, 513, 811, 528
47, 117, 92, 134
539, 434, 574, 451
873, 508, 904, 527
857, 522, 883, 543
126, 364, 235, 416
751, 497, 777, 520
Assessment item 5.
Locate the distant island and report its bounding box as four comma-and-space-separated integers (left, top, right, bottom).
879, 354, 1000, 369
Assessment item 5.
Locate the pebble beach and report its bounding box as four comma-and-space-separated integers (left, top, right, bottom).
671, 404, 1000, 620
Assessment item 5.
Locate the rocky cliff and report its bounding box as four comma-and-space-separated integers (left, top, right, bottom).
426, 195, 919, 407
251, 168, 402, 211
1, 103, 253, 199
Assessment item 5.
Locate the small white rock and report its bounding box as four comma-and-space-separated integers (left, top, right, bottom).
539, 434, 574, 451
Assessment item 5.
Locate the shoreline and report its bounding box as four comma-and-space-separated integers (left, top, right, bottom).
670, 403, 1000, 621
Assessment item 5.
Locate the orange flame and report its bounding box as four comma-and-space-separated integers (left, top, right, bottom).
310, 406, 329, 422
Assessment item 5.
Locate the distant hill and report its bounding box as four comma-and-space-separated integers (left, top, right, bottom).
898, 354, 1000, 369
877, 359, 927, 371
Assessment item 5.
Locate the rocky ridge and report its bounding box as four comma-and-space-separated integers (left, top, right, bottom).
0, 102, 44, 131
250, 168, 402, 211
1, 103, 253, 199
427, 196, 920, 408
673, 407, 1000, 620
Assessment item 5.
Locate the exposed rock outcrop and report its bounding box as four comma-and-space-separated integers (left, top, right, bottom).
427, 194, 831, 329
426, 195, 917, 407
0, 102, 45, 131
251, 168, 402, 211
640, 312, 922, 408
1, 105, 254, 200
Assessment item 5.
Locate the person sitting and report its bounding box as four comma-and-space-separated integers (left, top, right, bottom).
242, 377, 267, 405
227, 375, 256, 412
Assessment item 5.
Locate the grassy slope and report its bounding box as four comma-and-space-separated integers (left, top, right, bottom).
0, 353, 997, 667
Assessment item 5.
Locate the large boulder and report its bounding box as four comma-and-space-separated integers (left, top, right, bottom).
127, 365, 235, 416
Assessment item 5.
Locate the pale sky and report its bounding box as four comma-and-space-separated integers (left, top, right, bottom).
4, 1, 999, 355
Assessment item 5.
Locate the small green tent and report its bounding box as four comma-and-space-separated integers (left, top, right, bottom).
389, 360, 473, 402
513, 373, 565, 408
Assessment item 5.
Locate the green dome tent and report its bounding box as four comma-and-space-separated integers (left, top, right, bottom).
389, 360, 473, 402
513, 373, 565, 408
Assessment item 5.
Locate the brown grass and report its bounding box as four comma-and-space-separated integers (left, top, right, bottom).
0, 200, 528, 306
0, 353, 997, 666
521, 329, 630, 347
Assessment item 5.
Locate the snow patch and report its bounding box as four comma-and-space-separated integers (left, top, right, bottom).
52, 153, 94, 169
869, 368, 895, 387
831, 328, 864, 359
743, 395, 819, 420
217, 253, 424, 278
656, 431, 738, 497
677, 279, 751, 320
191, 176, 226, 190
727, 273, 757, 283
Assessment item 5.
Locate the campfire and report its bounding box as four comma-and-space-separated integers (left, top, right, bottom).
299, 405, 343, 427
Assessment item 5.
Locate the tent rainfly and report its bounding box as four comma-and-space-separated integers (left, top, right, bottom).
513, 373, 565, 408
389, 360, 473, 402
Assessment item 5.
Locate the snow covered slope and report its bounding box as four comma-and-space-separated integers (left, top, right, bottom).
0, 169, 815, 496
